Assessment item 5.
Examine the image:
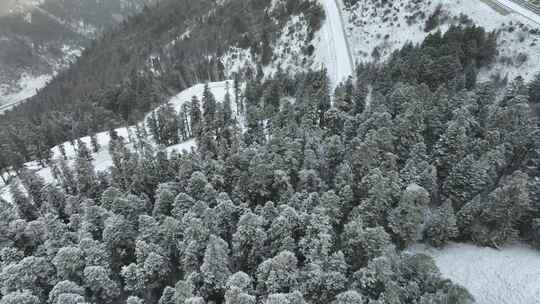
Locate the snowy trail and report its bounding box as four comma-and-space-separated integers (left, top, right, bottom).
318, 0, 354, 89
491, 0, 540, 25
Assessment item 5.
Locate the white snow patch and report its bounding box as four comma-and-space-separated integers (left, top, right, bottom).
340, 0, 540, 81
412, 242, 540, 304
221, 47, 256, 78
180, 29, 191, 40
0, 73, 52, 112
166, 139, 197, 155
61, 44, 83, 62
405, 183, 425, 192
264, 14, 318, 77
166, 80, 236, 114
164, 80, 245, 130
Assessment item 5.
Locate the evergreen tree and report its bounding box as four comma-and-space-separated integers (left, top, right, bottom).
0, 291, 40, 304
223, 84, 234, 125
48, 281, 85, 304
202, 84, 217, 131
342, 219, 392, 270
190, 96, 203, 139
232, 211, 267, 273
200, 235, 232, 301
335, 291, 364, 304
90, 134, 100, 153
147, 112, 160, 143
424, 201, 458, 248
388, 185, 430, 248
20, 169, 46, 211
58, 144, 68, 161
473, 171, 531, 247
74, 148, 98, 198
158, 287, 176, 304
52, 247, 85, 281
83, 266, 120, 303
153, 184, 177, 218
10, 180, 38, 221
529, 73, 540, 104
256, 251, 299, 294
76, 140, 93, 162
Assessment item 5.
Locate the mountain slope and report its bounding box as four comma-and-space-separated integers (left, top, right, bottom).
0, 0, 324, 168
0, 80, 234, 202
0, 0, 156, 108
341, 0, 540, 82
1, 2, 540, 304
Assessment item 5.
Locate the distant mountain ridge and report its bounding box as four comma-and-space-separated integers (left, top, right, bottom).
0, 0, 156, 106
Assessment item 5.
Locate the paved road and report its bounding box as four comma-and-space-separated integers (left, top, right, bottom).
319, 0, 355, 89
491, 0, 540, 25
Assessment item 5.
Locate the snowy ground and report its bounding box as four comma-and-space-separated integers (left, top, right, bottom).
495, 0, 540, 25
0, 73, 52, 112
314, 0, 354, 89
341, 0, 540, 81
223, 0, 540, 90
0, 44, 82, 113
222, 0, 356, 90
412, 243, 540, 304
0, 81, 236, 202
167, 81, 236, 114
263, 14, 318, 78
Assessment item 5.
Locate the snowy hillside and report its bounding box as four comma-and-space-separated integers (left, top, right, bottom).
0, 0, 155, 110
223, 0, 540, 90
341, 0, 540, 81
222, 0, 355, 90
0, 44, 82, 110
2, 1, 540, 303
0, 81, 236, 202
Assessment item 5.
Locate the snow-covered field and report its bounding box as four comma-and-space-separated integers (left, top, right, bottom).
412, 243, 540, 304
0, 81, 236, 202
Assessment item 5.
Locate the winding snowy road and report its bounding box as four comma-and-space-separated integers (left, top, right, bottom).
318, 0, 354, 89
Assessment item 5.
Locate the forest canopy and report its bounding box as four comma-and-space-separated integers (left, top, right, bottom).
1, 21, 540, 304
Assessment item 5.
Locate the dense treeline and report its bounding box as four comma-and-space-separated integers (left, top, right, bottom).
0, 0, 157, 88
374, 25, 498, 91
0, 0, 324, 178
2, 24, 540, 304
